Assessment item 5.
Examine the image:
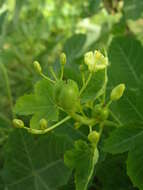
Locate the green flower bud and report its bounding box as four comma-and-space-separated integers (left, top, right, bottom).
39, 118, 48, 130
110, 84, 125, 101
60, 52, 66, 65
13, 119, 24, 128
84, 50, 108, 72
88, 131, 99, 145
33, 61, 42, 74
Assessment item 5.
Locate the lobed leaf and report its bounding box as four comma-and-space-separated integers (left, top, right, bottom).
108, 36, 143, 124
2, 129, 72, 190
104, 124, 143, 154
14, 80, 59, 129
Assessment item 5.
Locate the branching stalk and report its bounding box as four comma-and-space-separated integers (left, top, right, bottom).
80, 72, 92, 95
40, 73, 55, 83
25, 116, 71, 134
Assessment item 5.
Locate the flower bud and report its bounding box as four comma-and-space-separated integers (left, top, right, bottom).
13, 119, 24, 128
33, 61, 42, 74
88, 131, 99, 145
60, 52, 66, 65
110, 84, 125, 101
39, 118, 48, 130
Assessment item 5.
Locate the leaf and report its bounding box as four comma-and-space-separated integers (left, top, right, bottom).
127, 139, 143, 190
0, 176, 4, 190
63, 34, 86, 84
96, 154, 135, 190
14, 80, 59, 129
55, 120, 87, 142
108, 36, 143, 124
63, 34, 86, 63
14, 94, 37, 115
64, 140, 99, 190
124, 0, 143, 20
2, 129, 72, 190
104, 124, 143, 154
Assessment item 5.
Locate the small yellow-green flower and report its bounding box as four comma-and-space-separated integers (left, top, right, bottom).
84, 50, 108, 72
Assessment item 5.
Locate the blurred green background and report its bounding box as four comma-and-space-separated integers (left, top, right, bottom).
0, 0, 143, 189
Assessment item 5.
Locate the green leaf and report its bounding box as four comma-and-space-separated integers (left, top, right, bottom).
63, 34, 86, 84
124, 0, 143, 20
0, 176, 4, 190
127, 139, 143, 190
108, 36, 143, 124
14, 94, 37, 115
2, 129, 72, 190
64, 140, 99, 190
96, 154, 135, 190
64, 34, 86, 63
14, 80, 59, 129
104, 124, 143, 154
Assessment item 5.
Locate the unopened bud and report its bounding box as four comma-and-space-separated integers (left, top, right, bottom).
60, 52, 66, 65
88, 131, 99, 145
110, 84, 125, 101
13, 119, 24, 128
39, 118, 48, 130
33, 61, 42, 74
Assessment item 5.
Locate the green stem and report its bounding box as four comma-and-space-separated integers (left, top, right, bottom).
40, 73, 55, 84
96, 122, 104, 145
25, 116, 71, 134
60, 65, 64, 80
89, 125, 92, 133
94, 68, 108, 103
106, 99, 112, 108
71, 112, 96, 126
0, 64, 14, 118
102, 68, 108, 104
79, 105, 86, 117
80, 72, 92, 95
81, 72, 85, 85
49, 66, 58, 81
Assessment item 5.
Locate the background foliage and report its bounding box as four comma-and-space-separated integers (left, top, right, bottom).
0, 0, 143, 189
